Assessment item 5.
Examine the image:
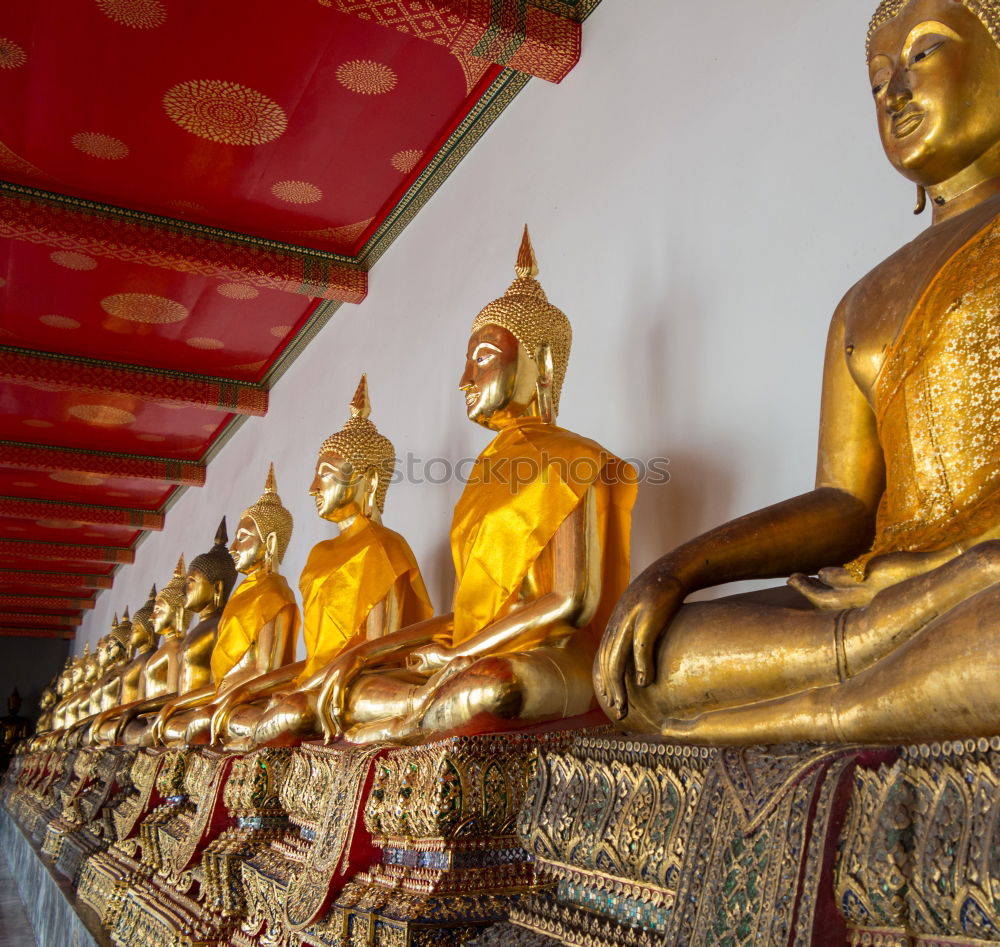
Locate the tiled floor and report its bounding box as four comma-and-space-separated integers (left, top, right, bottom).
0, 848, 38, 947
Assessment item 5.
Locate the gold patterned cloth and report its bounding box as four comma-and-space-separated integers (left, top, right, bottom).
298, 518, 433, 680
449, 416, 636, 650
210, 571, 300, 682
850, 214, 1000, 575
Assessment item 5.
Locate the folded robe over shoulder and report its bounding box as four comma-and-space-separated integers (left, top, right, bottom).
210, 570, 300, 683
449, 416, 636, 654
298, 518, 433, 680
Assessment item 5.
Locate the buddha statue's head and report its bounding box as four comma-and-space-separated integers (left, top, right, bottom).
69, 648, 87, 690
311, 375, 395, 523
105, 609, 131, 667
82, 642, 100, 684
186, 518, 238, 616
39, 687, 55, 712
231, 464, 294, 575
868, 0, 1000, 194
463, 227, 572, 431
130, 584, 157, 654
154, 556, 192, 639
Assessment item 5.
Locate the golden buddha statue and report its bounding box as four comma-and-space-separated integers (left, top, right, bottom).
89, 586, 158, 746
69, 613, 130, 741
313, 230, 636, 745
120, 522, 237, 746
93, 558, 191, 745
35, 685, 57, 734
207, 377, 433, 749
597, 0, 1000, 745
149, 466, 300, 746
64, 643, 99, 731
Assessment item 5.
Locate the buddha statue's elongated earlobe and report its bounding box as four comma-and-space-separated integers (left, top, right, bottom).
535, 343, 555, 424
914, 184, 927, 215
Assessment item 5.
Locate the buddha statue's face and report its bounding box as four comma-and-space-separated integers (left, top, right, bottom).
310, 451, 364, 522
153, 594, 181, 636
185, 567, 218, 614
460, 324, 539, 429
230, 515, 266, 574
130, 620, 152, 650
96, 637, 110, 668
869, 0, 1000, 186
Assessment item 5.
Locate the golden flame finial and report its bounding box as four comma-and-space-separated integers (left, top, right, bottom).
122, 606, 130, 622
350, 374, 371, 420
112, 612, 118, 626
515, 225, 539, 280
174, 555, 186, 578
214, 516, 228, 547
264, 461, 277, 494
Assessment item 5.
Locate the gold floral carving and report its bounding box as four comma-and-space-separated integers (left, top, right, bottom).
336, 60, 398, 95
39, 314, 81, 329
95, 0, 167, 29
288, 217, 374, 245
185, 336, 224, 349
390, 149, 423, 173
49, 471, 105, 485
101, 292, 188, 324
50, 250, 98, 270
71, 132, 130, 160
217, 282, 259, 299
0, 39, 26, 70
163, 79, 288, 146
271, 180, 323, 204
68, 404, 137, 426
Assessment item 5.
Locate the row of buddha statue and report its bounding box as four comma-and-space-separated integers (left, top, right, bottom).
35, 228, 635, 754
30, 0, 1000, 755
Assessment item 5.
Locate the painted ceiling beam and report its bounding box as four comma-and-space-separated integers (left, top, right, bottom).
0, 613, 81, 628
0, 628, 75, 640
0, 496, 164, 531
0, 594, 95, 611
324, 0, 594, 83
1, 348, 268, 417
0, 539, 135, 565
0, 185, 368, 303
0, 441, 205, 486
0, 570, 113, 590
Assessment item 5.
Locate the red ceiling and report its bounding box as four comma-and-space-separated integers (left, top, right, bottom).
1, 0, 497, 255
0, 0, 595, 635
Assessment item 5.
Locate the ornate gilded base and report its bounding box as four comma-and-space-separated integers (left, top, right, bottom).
111, 748, 291, 947
317, 728, 592, 947
513, 735, 886, 947
236, 741, 386, 947
838, 738, 1000, 947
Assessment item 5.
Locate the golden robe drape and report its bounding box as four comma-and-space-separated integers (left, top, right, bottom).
850, 214, 1000, 575
210, 571, 299, 683
449, 416, 636, 652
298, 518, 433, 679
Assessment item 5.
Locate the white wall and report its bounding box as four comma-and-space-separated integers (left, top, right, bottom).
76, 0, 922, 651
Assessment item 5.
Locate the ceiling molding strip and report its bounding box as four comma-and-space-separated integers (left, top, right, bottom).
0, 539, 135, 565
0, 628, 75, 640
0, 594, 94, 611
0, 496, 164, 530
0, 441, 205, 486
0, 613, 81, 628
0, 185, 368, 303
0, 348, 268, 417
325, 0, 602, 82
0, 570, 113, 590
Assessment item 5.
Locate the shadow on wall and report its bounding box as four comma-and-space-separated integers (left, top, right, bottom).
0, 637, 70, 726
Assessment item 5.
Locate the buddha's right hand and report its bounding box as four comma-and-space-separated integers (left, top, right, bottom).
596, 567, 687, 720
209, 686, 249, 745
316, 652, 366, 743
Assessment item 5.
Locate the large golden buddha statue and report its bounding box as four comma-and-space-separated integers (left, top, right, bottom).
149, 466, 300, 746
598, 0, 1000, 745
120, 522, 237, 746
208, 377, 433, 749
313, 230, 636, 745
